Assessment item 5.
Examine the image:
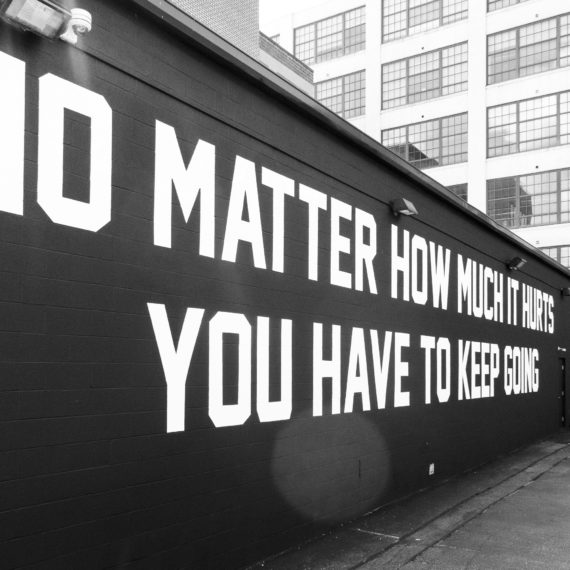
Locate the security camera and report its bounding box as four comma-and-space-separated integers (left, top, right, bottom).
70, 9, 92, 35
60, 8, 92, 44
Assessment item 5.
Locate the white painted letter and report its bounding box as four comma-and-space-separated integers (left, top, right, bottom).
0, 51, 25, 216
355, 208, 378, 294
370, 330, 392, 409
436, 337, 451, 403
429, 242, 450, 310
394, 332, 410, 407
261, 167, 294, 273
457, 254, 472, 315
330, 197, 352, 289
256, 317, 293, 422
411, 235, 428, 305
154, 121, 215, 255
344, 327, 371, 412
313, 323, 341, 416
391, 225, 409, 301
299, 185, 327, 281
147, 303, 204, 433
38, 74, 112, 232
421, 335, 436, 404
222, 156, 266, 269
209, 312, 252, 427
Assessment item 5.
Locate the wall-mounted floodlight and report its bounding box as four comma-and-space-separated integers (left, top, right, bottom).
390, 198, 418, 217
506, 256, 527, 271
561, 287, 570, 297
0, 0, 71, 39
0, 0, 91, 44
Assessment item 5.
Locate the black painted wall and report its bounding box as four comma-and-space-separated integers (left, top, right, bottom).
1, 1, 569, 568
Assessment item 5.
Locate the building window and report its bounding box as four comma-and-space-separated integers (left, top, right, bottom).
488, 91, 569, 157
382, 42, 467, 109
294, 7, 365, 65
448, 183, 468, 200
540, 245, 570, 268
382, 113, 467, 169
316, 71, 366, 119
382, 0, 468, 43
488, 0, 530, 13
487, 168, 570, 229
487, 14, 570, 84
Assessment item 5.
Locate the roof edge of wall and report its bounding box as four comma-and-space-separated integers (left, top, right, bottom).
131, 0, 570, 280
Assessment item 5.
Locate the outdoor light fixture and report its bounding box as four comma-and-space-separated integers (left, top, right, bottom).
506, 256, 527, 271
0, 0, 71, 39
561, 287, 570, 297
0, 0, 92, 44
390, 198, 418, 217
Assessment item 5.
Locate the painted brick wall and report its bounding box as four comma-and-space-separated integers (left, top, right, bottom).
0, 1, 568, 569
168, 0, 259, 57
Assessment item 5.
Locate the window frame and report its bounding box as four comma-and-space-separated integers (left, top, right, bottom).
315, 70, 366, 119
293, 6, 366, 65
381, 112, 468, 170
448, 183, 468, 201
540, 245, 570, 268
487, 13, 569, 85
487, 0, 529, 13
382, 0, 468, 43
382, 41, 468, 109
487, 168, 570, 229
487, 90, 569, 158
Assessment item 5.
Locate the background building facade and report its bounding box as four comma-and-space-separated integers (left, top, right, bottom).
263, 0, 570, 266
167, 0, 313, 91
168, 0, 260, 56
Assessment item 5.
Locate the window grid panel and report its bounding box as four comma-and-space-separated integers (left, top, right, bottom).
343, 71, 366, 118
562, 15, 570, 67
382, 42, 467, 109
382, 112, 467, 170
442, 114, 468, 164
442, 0, 468, 24
294, 7, 365, 65
540, 245, 570, 267
382, 0, 467, 42
561, 92, 570, 144
382, 126, 408, 160
487, 91, 570, 157
294, 24, 315, 64
520, 171, 558, 226
487, 177, 517, 227
487, 14, 570, 85
409, 0, 440, 35
540, 246, 558, 262
488, 0, 530, 13
408, 118, 440, 168
558, 247, 569, 267
315, 71, 366, 119
448, 183, 468, 200
487, 168, 570, 229
561, 170, 570, 224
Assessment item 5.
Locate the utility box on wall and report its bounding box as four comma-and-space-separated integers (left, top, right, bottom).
0, 1, 569, 568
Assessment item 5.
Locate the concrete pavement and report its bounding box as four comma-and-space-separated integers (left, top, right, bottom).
251, 431, 570, 569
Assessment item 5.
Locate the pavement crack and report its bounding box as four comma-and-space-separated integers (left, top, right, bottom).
354, 528, 400, 540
